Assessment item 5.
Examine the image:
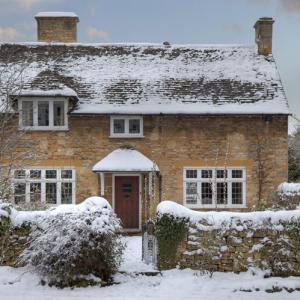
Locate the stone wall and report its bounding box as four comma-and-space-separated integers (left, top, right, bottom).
0, 226, 30, 267
4, 114, 288, 222
156, 205, 300, 276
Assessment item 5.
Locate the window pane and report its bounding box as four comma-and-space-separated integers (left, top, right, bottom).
186, 170, 197, 178
46, 170, 57, 179
30, 170, 41, 179
217, 169, 227, 179
46, 183, 57, 204
201, 170, 212, 178
113, 119, 125, 134
232, 170, 243, 179
61, 170, 72, 179
14, 170, 26, 179
186, 182, 197, 204
217, 182, 228, 204
14, 183, 26, 204
129, 119, 140, 134
232, 182, 243, 204
61, 182, 72, 204
54, 101, 65, 126
201, 182, 212, 205
38, 101, 49, 126
30, 182, 41, 203
22, 101, 33, 126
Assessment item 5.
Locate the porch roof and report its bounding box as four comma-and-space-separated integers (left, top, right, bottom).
92, 148, 159, 172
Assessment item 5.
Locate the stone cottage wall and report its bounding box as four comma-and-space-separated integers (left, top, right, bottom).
4, 114, 288, 221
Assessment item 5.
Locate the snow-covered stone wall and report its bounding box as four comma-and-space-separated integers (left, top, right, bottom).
157, 201, 300, 276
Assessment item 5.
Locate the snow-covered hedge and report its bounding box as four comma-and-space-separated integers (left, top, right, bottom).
1, 197, 125, 287
277, 182, 300, 196
156, 201, 300, 275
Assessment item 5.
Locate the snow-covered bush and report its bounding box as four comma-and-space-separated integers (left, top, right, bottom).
21, 197, 125, 287
274, 183, 300, 210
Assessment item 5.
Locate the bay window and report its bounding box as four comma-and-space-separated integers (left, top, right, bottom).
184, 167, 246, 208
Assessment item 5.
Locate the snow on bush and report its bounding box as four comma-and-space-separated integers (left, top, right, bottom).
277, 183, 300, 196
20, 197, 125, 287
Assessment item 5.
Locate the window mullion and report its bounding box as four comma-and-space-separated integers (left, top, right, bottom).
125, 119, 129, 134
49, 100, 54, 127
33, 100, 38, 126
197, 180, 201, 206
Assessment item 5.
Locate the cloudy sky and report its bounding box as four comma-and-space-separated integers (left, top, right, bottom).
0, 0, 299, 117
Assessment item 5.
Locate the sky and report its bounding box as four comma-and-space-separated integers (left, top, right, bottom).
0, 0, 299, 118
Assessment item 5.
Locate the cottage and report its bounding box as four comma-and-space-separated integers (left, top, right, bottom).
0, 14, 289, 231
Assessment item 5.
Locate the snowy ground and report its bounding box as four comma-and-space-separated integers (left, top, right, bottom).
1, 236, 300, 300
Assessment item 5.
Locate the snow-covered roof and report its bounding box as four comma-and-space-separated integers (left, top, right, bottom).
35, 12, 78, 18
0, 42, 289, 115
92, 148, 159, 172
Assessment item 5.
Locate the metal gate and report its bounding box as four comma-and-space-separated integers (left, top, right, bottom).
142, 220, 158, 268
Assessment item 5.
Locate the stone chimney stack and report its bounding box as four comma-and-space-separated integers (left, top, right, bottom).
254, 17, 274, 56
35, 12, 79, 43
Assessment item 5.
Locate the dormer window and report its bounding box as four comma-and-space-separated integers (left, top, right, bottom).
19, 98, 68, 130
110, 116, 143, 138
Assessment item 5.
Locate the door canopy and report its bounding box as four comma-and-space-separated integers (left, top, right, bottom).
92, 148, 159, 172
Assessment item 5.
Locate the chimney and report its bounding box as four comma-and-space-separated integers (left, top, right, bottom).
35, 12, 79, 43
254, 17, 274, 56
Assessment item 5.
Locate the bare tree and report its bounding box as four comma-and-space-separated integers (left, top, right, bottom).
0, 51, 35, 202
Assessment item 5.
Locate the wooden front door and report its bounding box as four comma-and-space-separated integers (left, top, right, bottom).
115, 176, 140, 229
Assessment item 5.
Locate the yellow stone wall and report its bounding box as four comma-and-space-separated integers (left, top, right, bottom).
8, 114, 288, 220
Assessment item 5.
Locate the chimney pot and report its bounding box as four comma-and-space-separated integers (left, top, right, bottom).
35, 12, 79, 43
254, 17, 274, 56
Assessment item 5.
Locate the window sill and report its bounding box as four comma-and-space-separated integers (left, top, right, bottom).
109, 135, 144, 139
19, 126, 69, 132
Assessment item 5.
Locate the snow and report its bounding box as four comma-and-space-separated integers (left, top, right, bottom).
14, 87, 78, 98
277, 182, 300, 196
7, 196, 112, 228
92, 148, 159, 172
289, 116, 299, 136
119, 236, 156, 273
35, 12, 78, 18
157, 200, 300, 228
1, 236, 300, 299
0, 43, 289, 115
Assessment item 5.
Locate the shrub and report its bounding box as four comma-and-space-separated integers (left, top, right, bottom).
156, 214, 188, 270
21, 197, 125, 288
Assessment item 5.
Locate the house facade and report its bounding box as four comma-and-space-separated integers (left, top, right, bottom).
0, 14, 289, 231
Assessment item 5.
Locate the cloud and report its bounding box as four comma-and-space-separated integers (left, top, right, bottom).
222, 23, 244, 35
0, 27, 22, 41
86, 27, 110, 42
0, 0, 62, 10
279, 0, 300, 13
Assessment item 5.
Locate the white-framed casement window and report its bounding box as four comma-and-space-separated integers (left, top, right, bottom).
110, 116, 143, 138
18, 98, 68, 130
183, 167, 246, 208
12, 168, 76, 205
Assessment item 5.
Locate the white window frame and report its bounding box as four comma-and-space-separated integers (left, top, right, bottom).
18, 97, 68, 131
183, 167, 247, 209
110, 116, 144, 138
12, 167, 76, 205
